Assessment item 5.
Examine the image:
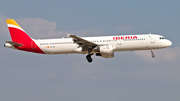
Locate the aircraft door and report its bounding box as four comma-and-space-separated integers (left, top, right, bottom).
31, 41, 36, 49
150, 35, 155, 43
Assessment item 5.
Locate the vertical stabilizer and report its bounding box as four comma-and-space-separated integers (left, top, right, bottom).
6, 19, 45, 54
6, 19, 31, 43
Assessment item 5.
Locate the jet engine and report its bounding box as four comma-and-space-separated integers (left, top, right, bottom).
96, 53, 114, 58
94, 45, 115, 58
94, 45, 115, 53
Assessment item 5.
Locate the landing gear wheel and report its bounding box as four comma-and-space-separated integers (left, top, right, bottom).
151, 49, 155, 58
152, 54, 155, 58
86, 55, 92, 63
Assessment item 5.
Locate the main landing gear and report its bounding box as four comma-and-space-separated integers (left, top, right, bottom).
151, 49, 155, 58
86, 54, 93, 63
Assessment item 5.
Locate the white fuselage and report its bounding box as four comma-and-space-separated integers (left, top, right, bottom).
5, 19, 172, 62
34, 34, 172, 54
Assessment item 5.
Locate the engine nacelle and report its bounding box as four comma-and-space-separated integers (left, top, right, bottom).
96, 53, 114, 58
94, 45, 115, 54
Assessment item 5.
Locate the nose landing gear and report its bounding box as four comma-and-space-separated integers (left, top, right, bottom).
151, 49, 155, 58
86, 54, 93, 63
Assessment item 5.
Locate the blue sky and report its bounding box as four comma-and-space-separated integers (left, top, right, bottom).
0, 0, 180, 101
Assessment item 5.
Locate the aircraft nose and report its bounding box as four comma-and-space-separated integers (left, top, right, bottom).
166, 40, 172, 46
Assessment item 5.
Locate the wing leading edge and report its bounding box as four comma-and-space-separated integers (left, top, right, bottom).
67, 33, 98, 51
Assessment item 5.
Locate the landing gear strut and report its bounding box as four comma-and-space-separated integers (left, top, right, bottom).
86, 54, 93, 63
151, 49, 155, 58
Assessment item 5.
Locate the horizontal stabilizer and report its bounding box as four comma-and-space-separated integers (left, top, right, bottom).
5, 41, 23, 47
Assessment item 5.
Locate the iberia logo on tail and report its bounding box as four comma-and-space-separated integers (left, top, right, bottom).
6, 19, 29, 43
5, 19, 45, 54
6, 19, 25, 32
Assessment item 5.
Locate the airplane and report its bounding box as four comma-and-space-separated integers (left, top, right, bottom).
4, 19, 172, 63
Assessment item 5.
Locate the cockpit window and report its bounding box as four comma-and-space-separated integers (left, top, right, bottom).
159, 37, 165, 40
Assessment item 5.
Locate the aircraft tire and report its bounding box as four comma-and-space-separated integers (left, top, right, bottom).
86, 55, 92, 63
152, 54, 155, 58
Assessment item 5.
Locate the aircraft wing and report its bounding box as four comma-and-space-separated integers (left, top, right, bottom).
5, 41, 23, 47
67, 33, 98, 50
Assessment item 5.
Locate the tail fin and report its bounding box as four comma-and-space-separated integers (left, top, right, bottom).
6, 19, 32, 43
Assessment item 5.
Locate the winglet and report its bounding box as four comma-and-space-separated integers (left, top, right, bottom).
66, 33, 70, 37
